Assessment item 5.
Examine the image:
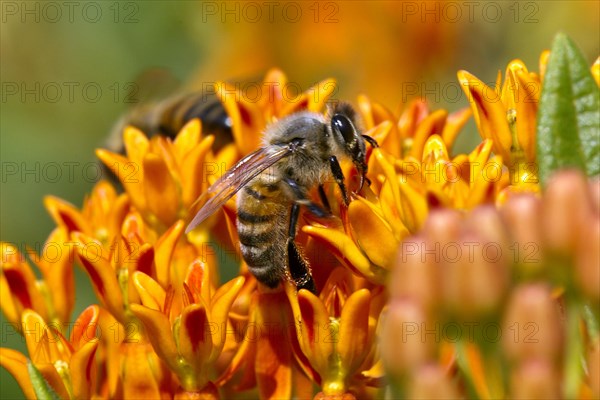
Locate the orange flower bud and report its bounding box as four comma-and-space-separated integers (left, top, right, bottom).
509, 359, 561, 399
502, 284, 564, 364
391, 235, 439, 312
543, 170, 594, 254
407, 364, 460, 399
381, 299, 435, 378
439, 234, 509, 318
574, 215, 600, 301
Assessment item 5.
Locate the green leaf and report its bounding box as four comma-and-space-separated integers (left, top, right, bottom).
536, 33, 600, 185
27, 361, 61, 400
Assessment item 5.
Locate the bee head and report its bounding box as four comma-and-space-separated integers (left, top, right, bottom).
329, 102, 377, 190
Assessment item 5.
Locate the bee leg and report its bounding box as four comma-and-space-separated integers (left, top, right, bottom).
287, 203, 316, 293
362, 134, 380, 148
283, 177, 330, 218
329, 156, 349, 205
318, 185, 332, 213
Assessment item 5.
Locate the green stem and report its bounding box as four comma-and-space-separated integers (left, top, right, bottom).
564, 299, 584, 399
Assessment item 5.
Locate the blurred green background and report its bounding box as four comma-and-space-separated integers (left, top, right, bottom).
1, 1, 598, 398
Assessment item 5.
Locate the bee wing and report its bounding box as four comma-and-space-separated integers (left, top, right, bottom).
185, 145, 292, 233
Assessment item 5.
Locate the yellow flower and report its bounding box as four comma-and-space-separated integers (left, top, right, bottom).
1, 229, 74, 327
97, 120, 214, 233
131, 260, 245, 396
0, 306, 100, 399
44, 180, 129, 246
287, 269, 385, 397
458, 58, 543, 190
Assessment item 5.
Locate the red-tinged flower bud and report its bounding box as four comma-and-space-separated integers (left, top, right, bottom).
575, 216, 600, 301
500, 194, 544, 272
423, 209, 462, 246
589, 340, 600, 398
464, 206, 510, 251
439, 234, 509, 318
542, 170, 595, 254
381, 299, 436, 377
406, 364, 460, 400
502, 284, 564, 364
509, 359, 561, 399
391, 235, 439, 312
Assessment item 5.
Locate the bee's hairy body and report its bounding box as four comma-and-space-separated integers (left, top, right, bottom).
186, 102, 376, 293
237, 112, 334, 287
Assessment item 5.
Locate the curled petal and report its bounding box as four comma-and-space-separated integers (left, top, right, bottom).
70, 339, 99, 399
72, 232, 126, 323
178, 303, 213, 383
0, 348, 36, 399
296, 289, 334, 375
133, 271, 167, 312
70, 305, 100, 350
96, 148, 145, 209
410, 109, 448, 159
130, 304, 180, 372
142, 154, 180, 227
216, 81, 264, 155
348, 199, 398, 269
44, 195, 90, 235
173, 118, 202, 158
209, 276, 245, 357
442, 107, 472, 151
303, 225, 386, 285
458, 70, 512, 162
154, 220, 185, 288
337, 289, 371, 373
181, 135, 215, 207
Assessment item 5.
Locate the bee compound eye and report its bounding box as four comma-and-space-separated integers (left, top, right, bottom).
332, 114, 355, 144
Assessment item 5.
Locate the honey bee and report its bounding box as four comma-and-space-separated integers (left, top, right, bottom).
106, 91, 233, 155
186, 102, 378, 293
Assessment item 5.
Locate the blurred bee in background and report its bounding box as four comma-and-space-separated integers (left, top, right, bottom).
102, 69, 235, 184
105, 90, 233, 153
186, 102, 379, 293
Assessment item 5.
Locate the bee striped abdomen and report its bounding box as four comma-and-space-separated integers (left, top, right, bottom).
236, 176, 288, 288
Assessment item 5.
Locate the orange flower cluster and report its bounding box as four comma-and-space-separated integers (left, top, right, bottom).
1, 56, 598, 399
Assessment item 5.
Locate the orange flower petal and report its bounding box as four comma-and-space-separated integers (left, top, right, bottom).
70, 305, 100, 350
296, 289, 334, 375
337, 289, 371, 373
457, 70, 512, 162
178, 303, 213, 380
22, 310, 66, 365
181, 135, 215, 207
129, 304, 180, 372
442, 107, 472, 151
209, 276, 245, 357
303, 225, 386, 285
142, 153, 180, 226
410, 109, 448, 159
96, 148, 145, 209
133, 271, 167, 312
154, 220, 185, 288
72, 232, 127, 323
70, 339, 99, 399
216, 81, 264, 155
348, 199, 398, 269
255, 291, 293, 400
44, 195, 90, 234
37, 228, 75, 324
593, 57, 600, 86
173, 118, 202, 158
0, 348, 37, 399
